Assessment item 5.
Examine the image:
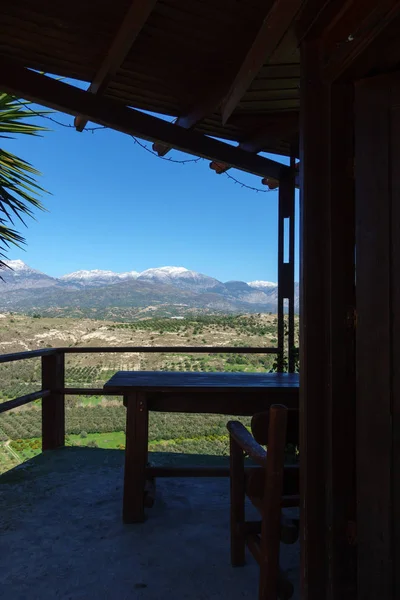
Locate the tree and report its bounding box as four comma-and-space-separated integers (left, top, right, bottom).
0, 93, 49, 269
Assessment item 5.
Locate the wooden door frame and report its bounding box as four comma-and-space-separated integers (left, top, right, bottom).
355, 71, 400, 600
300, 40, 356, 600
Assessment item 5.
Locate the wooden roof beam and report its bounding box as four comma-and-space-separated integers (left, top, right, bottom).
221, 0, 304, 125
0, 59, 288, 181
74, 0, 158, 132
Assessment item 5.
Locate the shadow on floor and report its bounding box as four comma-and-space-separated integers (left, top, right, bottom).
0, 448, 299, 599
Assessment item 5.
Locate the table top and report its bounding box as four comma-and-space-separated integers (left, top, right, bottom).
104, 371, 299, 393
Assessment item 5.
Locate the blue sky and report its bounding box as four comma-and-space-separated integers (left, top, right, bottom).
4, 93, 299, 283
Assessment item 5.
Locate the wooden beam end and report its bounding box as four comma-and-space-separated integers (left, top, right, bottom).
152, 141, 170, 157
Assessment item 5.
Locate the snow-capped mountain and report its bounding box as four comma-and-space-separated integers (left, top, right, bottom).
136, 266, 223, 292
247, 280, 278, 289
0, 260, 299, 314
60, 269, 139, 287
1, 260, 58, 290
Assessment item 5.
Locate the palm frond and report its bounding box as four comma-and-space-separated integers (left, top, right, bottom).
0, 94, 50, 270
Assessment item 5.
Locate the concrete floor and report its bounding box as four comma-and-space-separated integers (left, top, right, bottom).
0, 448, 299, 599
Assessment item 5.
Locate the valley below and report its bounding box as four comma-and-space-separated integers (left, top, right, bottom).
0, 284, 299, 474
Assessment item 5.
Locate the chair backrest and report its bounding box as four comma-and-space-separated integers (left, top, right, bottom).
251, 407, 299, 447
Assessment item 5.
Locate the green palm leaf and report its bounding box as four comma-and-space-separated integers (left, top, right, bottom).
0, 94, 50, 270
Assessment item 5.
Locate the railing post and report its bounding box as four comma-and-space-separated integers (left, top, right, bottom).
41, 352, 65, 451
277, 159, 295, 372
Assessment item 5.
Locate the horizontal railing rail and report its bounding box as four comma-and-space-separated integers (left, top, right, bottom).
62, 387, 113, 395
60, 346, 279, 354
0, 348, 57, 364
0, 389, 51, 413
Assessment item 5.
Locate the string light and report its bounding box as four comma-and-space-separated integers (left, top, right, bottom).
224, 172, 276, 193
131, 136, 202, 164
14, 99, 106, 131
13, 100, 276, 190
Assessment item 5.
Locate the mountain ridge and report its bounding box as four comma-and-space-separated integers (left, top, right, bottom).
0, 261, 298, 317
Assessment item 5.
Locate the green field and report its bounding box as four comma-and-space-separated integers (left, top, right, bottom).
9, 430, 232, 460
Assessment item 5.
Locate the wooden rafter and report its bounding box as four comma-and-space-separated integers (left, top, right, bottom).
210, 113, 298, 176
75, 0, 158, 132
0, 59, 288, 181
153, 0, 303, 156
152, 83, 228, 157
221, 0, 304, 125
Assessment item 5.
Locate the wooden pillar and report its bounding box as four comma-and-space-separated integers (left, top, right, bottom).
41, 352, 65, 451
300, 40, 356, 599
299, 39, 330, 599
355, 72, 400, 600
326, 83, 356, 600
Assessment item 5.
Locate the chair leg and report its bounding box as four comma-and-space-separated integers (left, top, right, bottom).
259, 406, 289, 599
230, 435, 246, 567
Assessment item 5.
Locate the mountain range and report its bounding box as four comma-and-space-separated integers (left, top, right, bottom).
0, 260, 299, 318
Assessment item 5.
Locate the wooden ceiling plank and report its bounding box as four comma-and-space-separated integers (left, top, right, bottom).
221, 0, 304, 125
75, 0, 158, 131
0, 59, 288, 181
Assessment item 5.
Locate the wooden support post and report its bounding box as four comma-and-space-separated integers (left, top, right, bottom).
299, 40, 330, 599
229, 435, 246, 567
277, 181, 285, 372
355, 72, 400, 600
327, 83, 356, 600
41, 352, 65, 451
123, 392, 148, 523
300, 40, 357, 600
287, 156, 296, 373
278, 157, 296, 372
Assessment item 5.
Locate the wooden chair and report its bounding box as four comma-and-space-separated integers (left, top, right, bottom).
227, 405, 299, 600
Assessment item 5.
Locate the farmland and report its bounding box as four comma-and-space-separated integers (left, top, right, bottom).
0, 312, 298, 473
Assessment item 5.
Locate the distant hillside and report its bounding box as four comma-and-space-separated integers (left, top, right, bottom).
0, 261, 299, 318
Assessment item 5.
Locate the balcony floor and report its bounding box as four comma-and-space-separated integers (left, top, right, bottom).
0, 448, 299, 599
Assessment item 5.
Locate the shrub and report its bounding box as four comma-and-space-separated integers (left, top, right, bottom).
80, 431, 88, 438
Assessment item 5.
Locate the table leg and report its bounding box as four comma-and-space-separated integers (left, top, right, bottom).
123, 392, 148, 523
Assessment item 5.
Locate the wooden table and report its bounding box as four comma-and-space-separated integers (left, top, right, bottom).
104, 371, 299, 523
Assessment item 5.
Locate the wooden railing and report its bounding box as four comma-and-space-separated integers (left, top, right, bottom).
0, 345, 279, 452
